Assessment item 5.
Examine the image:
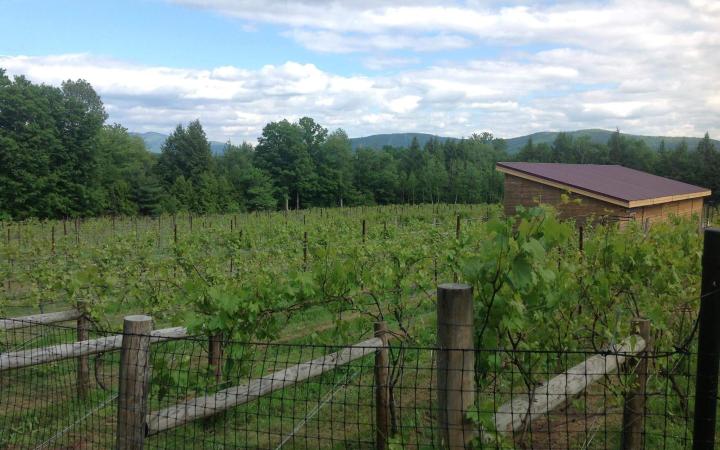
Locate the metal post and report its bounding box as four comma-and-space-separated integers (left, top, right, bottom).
116, 315, 152, 450
693, 228, 720, 450
437, 283, 475, 449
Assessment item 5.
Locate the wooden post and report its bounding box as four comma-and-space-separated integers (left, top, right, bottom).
579, 225, 584, 252
362, 219, 367, 243
374, 321, 390, 450
453, 216, 461, 283
209, 333, 223, 385
116, 315, 152, 450
621, 318, 651, 450
76, 313, 90, 398
436, 283, 475, 449
692, 227, 720, 450
75, 218, 80, 245
51, 225, 56, 254
303, 231, 308, 270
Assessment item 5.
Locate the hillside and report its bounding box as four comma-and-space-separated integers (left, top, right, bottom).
131, 131, 227, 154
502, 129, 719, 153
132, 129, 718, 155
348, 132, 454, 150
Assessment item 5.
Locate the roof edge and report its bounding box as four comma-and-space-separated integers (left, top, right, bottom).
496, 163, 712, 207
496, 164, 630, 207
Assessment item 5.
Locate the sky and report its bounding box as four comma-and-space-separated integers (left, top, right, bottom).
1, 0, 719, 143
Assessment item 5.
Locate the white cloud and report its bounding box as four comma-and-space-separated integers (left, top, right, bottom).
1, 0, 719, 141
2, 45, 718, 142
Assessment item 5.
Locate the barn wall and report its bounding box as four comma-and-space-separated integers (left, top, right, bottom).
502, 174, 629, 223
634, 198, 704, 224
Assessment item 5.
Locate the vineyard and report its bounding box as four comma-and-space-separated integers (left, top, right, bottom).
1, 204, 718, 448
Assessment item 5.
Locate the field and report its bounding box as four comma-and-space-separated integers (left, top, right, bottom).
0, 204, 712, 448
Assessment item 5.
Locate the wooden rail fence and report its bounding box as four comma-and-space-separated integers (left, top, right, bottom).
0, 299, 654, 450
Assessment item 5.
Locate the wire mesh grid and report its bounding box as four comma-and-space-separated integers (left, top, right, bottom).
0, 319, 707, 449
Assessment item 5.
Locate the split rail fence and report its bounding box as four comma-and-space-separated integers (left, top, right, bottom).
1, 228, 720, 449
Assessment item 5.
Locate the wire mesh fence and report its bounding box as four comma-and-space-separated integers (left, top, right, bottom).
0, 317, 708, 449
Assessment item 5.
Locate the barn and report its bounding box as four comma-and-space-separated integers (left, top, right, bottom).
496, 162, 712, 225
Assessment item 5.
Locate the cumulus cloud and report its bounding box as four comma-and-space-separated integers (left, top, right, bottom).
1, 0, 718, 142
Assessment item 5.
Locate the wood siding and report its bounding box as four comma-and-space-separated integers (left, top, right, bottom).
503, 174, 628, 223
503, 174, 705, 225
631, 197, 704, 225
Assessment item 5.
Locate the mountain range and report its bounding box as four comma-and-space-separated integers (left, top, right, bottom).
131, 129, 718, 155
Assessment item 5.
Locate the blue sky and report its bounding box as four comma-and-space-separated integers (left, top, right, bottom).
1, 0, 718, 142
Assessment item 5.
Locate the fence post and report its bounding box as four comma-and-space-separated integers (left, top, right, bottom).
692, 227, 720, 450
621, 317, 651, 450
374, 321, 390, 450
209, 333, 223, 384
76, 313, 90, 399
117, 315, 153, 450
437, 283, 475, 449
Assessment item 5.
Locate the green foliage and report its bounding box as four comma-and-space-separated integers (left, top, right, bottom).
1, 72, 716, 222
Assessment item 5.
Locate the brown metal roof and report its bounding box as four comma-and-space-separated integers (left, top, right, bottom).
496, 162, 711, 206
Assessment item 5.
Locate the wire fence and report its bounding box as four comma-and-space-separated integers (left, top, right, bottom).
0, 316, 708, 449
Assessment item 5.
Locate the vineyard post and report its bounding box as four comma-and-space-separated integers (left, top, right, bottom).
75, 218, 80, 245
453, 216, 461, 283
116, 315, 152, 450
51, 225, 55, 254
63, 219, 67, 236
303, 231, 308, 270
621, 317, 651, 450
436, 283, 475, 449
692, 227, 720, 450
579, 226, 584, 252
362, 219, 367, 243
374, 321, 390, 450
76, 312, 91, 398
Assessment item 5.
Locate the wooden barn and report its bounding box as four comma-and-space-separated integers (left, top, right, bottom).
496, 162, 711, 225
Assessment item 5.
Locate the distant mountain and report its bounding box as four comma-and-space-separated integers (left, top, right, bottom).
502, 129, 720, 154
349, 133, 454, 150
132, 129, 717, 156
349, 129, 718, 153
131, 132, 227, 154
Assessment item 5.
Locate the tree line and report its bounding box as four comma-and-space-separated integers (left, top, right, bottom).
0, 71, 717, 219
